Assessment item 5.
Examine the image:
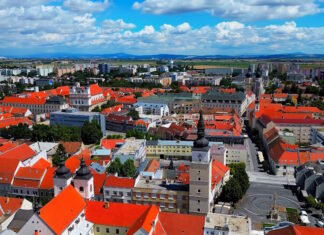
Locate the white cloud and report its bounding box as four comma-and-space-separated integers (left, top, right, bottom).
133, 0, 323, 21
0, 1, 323, 55
64, 0, 109, 13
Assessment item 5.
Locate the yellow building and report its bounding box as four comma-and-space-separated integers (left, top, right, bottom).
146, 140, 192, 160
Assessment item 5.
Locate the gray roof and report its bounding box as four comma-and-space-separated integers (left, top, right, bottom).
202, 89, 246, 101
45, 96, 67, 105
7, 209, 34, 233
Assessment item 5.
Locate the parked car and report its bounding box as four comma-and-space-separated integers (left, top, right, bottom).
316, 220, 324, 228
300, 210, 308, 216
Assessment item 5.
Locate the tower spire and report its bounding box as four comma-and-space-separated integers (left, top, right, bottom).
193, 110, 209, 148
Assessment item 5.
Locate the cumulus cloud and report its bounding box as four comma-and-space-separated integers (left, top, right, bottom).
64, 0, 109, 13
133, 0, 323, 21
0, 1, 324, 55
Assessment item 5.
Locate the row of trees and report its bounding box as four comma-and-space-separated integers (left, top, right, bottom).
107, 158, 136, 177
126, 129, 158, 141
219, 163, 250, 204
0, 120, 103, 145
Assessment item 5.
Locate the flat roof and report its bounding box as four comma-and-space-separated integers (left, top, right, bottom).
135, 178, 188, 192
204, 213, 250, 235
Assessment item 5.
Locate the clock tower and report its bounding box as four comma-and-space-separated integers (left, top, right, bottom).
189, 110, 212, 214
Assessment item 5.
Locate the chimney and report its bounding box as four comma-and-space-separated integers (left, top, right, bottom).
104, 202, 109, 209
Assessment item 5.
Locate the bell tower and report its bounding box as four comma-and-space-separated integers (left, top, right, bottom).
189, 110, 212, 214
53, 156, 72, 196
73, 158, 94, 199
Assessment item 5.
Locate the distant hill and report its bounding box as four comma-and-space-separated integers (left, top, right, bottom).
5, 53, 324, 60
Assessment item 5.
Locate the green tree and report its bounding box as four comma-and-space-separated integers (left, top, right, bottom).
81, 120, 103, 145
229, 163, 250, 194
107, 158, 123, 175
134, 92, 142, 98
52, 144, 66, 167
127, 109, 140, 120
221, 178, 243, 203
121, 159, 136, 177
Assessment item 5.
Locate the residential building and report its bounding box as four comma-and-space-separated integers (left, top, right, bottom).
133, 102, 169, 116
50, 108, 106, 135
18, 185, 93, 235
114, 138, 146, 167
202, 89, 249, 116
103, 175, 135, 203
224, 144, 248, 164
36, 64, 54, 77
132, 177, 189, 213
2, 95, 69, 115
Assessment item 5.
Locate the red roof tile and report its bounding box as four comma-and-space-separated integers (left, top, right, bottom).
145, 159, 160, 173
40, 167, 56, 190
32, 158, 51, 169
159, 212, 205, 235
60, 141, 81, 155
101, 139, 125, 150
0, 144, 35, 162
267, 225, 324, 235
85, 201, 149, 227
65, 156, 80, 174
90, 84, 103, 96
0, 197, 24, 215
0, 158, 21, 184
0, 142, 17, 153
104, 175, 135, 188
3, 96, 46, 105
0, 117, 32, 129
40, 185, 86, 234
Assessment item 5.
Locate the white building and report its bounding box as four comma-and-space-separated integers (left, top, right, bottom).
103, 175, 137, 203
114, 138, 146, 167
134, 102, 169, 116
36, 65, 54, 77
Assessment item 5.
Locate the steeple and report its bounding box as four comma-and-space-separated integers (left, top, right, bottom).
74, 158, 92, 180
54, 155, 72, 179
193, 110, 209, 149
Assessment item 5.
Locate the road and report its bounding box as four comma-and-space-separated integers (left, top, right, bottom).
247, 171, 296, 186
245, 137, 259, 172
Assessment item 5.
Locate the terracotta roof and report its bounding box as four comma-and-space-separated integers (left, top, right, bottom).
267, 225, 324, 235
40, 185, 86, 235
101, 139, 125, 150
0, 142, 17, 153
65, 156, 80, 174
145, 159, 160, 173
85, 201, 149, 227
60, 142, 81, 155
91, 171, 106, 195
39, 167, 56, 190
0, 144, 35, 162
104, 175, 135, 188
212, 160, 229, 190
0, 106, 29, 116
90, 84, 103, 96
0, 197, 24, 215
127, 205, 161, 235
3, 96, 46, 105
32, 158, 51, 169
159, 212, 205, 235
0, 117, 32, 129
116, 96, 137, 105
55, 86, 70, 96
12, 167, 46, 188
0, 158, 21, 184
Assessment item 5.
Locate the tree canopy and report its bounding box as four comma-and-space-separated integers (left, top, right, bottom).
81, 120, 103, 145
52, 143, 66, 167
107, 158, 136, 177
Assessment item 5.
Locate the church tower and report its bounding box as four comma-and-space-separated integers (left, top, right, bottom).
53, 156, 72, 196
189, 110, 212, 214
73, 158, 94, 199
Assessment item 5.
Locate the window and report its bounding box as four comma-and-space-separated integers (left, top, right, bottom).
96, 227, 100, 232
197, 189, 200, 193
198, 177, 201, 181
197, 208, 200, 212
79, 187, 84, 192
106, 228, 109, 233
116, 229, 119, 234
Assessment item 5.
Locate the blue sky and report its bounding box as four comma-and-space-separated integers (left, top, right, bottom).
1, 0, 324, 56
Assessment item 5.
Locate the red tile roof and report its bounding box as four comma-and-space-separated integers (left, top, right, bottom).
65, 156, 80, 174
159, 212, 205, 235
0, 117, 32, 129
12, 167, 46, 188
0, 158, 21, 184
0, 142, 17, 153
0, 197, 24, 215
40, 185, 86, 235
90, 84, 103, 96
145, 159, 160, 173
85, 201, 149, 227
39, 167, 56, 190
60, 141, 81, 155
267, 225, 324, 235
0, 144, 35, 162
101, 139, 125, 150
104, 175, 135, 188
127, 205, 161, 235
212, 160, 229, 189
3, 96, 46, 105
91, 171, 106, 196
0, 106, 30, 116
32, 158, 51, 169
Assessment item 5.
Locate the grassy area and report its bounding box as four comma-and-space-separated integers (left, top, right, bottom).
286, 207, 299, 224
299, 63, 324, 69
286, 207, 298, 213
263, 223, 275, 229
